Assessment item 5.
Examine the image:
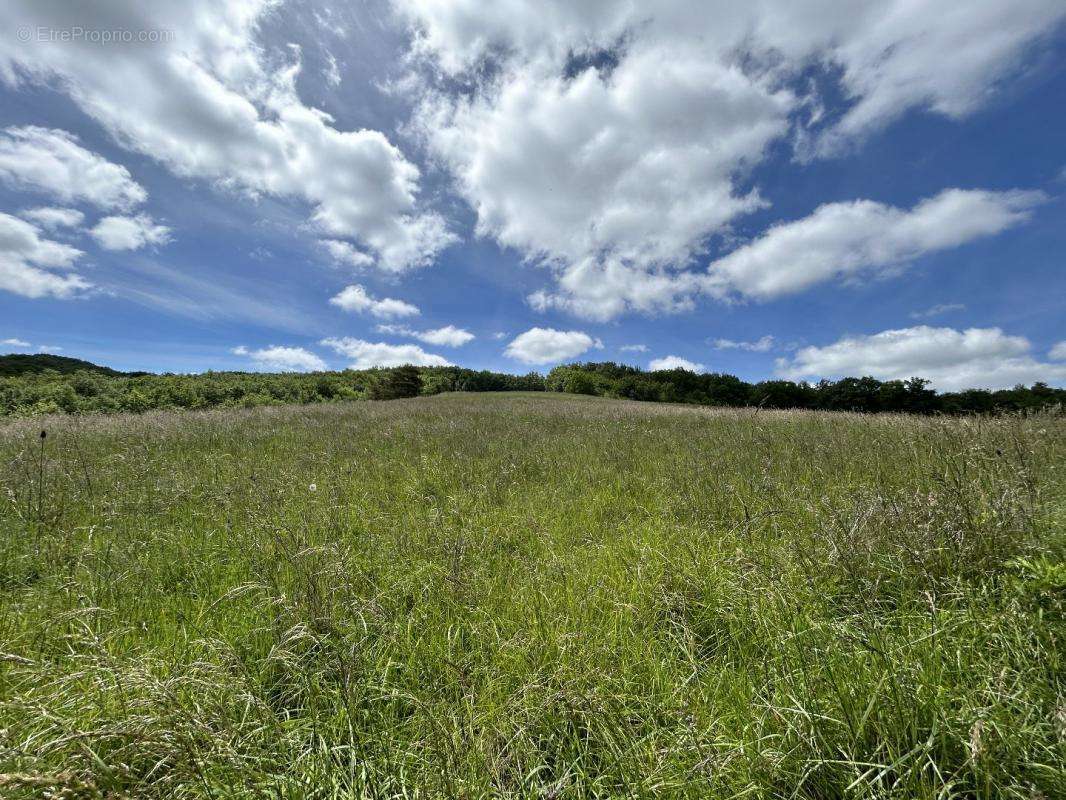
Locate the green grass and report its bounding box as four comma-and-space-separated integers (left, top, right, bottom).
1, 393, 1063, 798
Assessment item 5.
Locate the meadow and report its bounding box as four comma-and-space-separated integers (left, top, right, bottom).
0, 393, 1063, 798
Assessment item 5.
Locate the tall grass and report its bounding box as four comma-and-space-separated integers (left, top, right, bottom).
1, 393, 1063, 798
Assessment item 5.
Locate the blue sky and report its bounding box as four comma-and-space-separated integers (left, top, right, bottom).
0, 1, 1064, 390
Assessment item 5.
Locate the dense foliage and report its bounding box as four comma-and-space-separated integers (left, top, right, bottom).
0, 362, 546, 417
548, 362, 1066, 414
1, 353, 1063, 417
1, 395, 1063, 797
367, 364, 424, 400
0, 353, 129, 378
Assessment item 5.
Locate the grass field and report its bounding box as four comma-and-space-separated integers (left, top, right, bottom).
1, 393, 1063, 798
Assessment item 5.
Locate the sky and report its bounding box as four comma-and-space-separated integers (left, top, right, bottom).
0, 0, 1064, 391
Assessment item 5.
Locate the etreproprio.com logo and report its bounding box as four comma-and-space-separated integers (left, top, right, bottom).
17, 26, 175, 44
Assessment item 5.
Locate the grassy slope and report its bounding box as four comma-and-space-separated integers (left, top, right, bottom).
0, 393, 1063, 798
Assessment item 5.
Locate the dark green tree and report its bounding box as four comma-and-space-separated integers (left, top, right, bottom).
368, 365, 423, 400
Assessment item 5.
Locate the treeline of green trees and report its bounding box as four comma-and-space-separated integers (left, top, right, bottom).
546, 362, 1066, 415
1, 358, 1063, 418
0, 364, 545, 417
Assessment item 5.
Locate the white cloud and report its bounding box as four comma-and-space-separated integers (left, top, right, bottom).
0, 1, 454, 271
323, 239, 374, 269
804, 3, 1066, 157
649, 355, 705, 372
400, 1, 1063, 150
375, 323, 475, 346
505, 327, 599, 365
527, 262, 707, 322
422, 57, 785, 269
417, 326, 474, 347
329, 284, 420, 319
417, 43, 786, 320
398, 1, 1063, 317
0, 337, 59, 352
321, 336, 451, 368
324, 52, 342, 87
706, 189, 1044, 300
90, 213, 171, 251
232, 344, 327, 372
0, 126, 146, 209
0, 212, 91, 299
713, 335, 775, 352
20, 207, 85, 230
777, 326, 1066, 391
910, 303, 966, 320
1050, 341, 1066, 361
620, 344, 648, 353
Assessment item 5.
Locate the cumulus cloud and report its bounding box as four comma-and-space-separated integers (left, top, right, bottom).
0, 212, 91, 299
398, 1, 1062, 317
323, 239, 375, 269
329, 284, 420, 318
713, 335, 775, 352
400, 1, 1063, 150
0, 126, 146, 209
505, 327, 599, 365
527, 261, 707, 321
321, 336, 451, 368
776, 326, 1066, 391
619, 344, 648, 353
90, 214, 171, 251
1050, 341, 1066, 361
232, 344, 327, 372
422, 57, 785, 270
2, 337, 31, 348
649, 355, 706, 372
20, 207, 85, 230
0, 0, 453, 271
375, 323, 475, 346
706, 189, 1044, 300
910, 303, 966, 320
418, 44, 786, 320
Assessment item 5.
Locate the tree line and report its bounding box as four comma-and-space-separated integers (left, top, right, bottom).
0, 361, 543, 417
0, 354, 1062, 417
545, 362, 1065, 414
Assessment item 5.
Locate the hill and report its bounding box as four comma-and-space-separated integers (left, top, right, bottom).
0, 393, 1062, 796
0, 352, 126, 378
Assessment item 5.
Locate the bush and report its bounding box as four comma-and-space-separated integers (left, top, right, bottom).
563, 371, 597, 395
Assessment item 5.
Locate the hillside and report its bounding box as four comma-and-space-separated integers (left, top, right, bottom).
0, 352, 125, 378
0, 394, 1062, 797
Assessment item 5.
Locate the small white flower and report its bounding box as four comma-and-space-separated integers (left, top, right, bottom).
308, 483, 317, 493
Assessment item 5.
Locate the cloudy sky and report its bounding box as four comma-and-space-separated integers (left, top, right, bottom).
0, 0, 1064, 390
